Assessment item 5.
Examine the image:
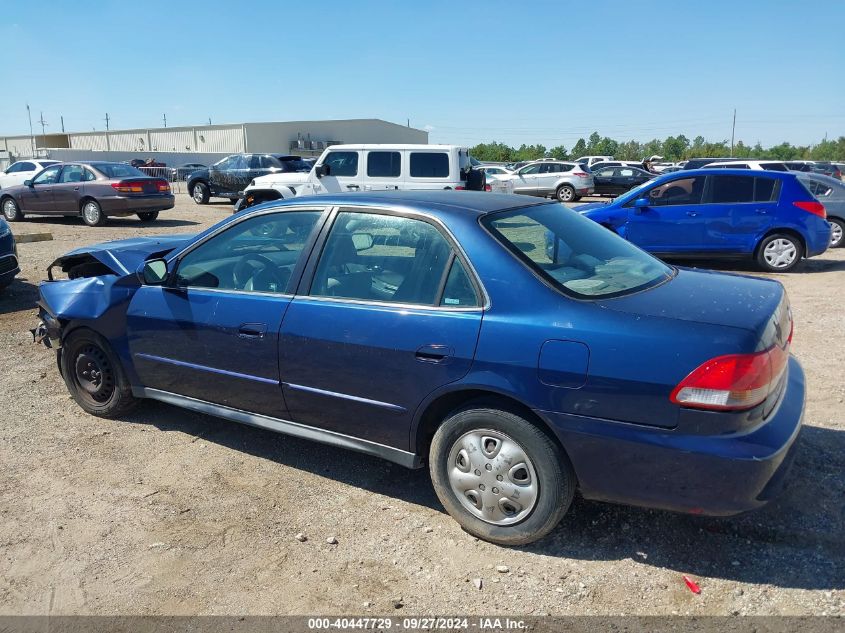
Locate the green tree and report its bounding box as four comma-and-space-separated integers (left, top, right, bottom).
587, 132, 602, 153
571, 138, 587, 158
548, 145, 569, 160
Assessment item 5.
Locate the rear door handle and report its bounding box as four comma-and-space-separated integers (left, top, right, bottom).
238, 323, 267, 339
686, 211, 698, 217
755, 209, 769, 214
415, 344, 454, 363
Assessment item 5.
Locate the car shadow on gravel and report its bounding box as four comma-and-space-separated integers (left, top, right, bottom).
0, 278, 38, 315
526, 423, 845, 591
120, 401, 844, 590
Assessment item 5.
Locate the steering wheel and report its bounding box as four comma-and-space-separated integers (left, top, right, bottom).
232, 253, 288, 292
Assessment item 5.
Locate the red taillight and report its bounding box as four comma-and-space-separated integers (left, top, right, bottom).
111, 181, 144, 193
793, 200, 826, 218
155, 179, 170, 192
574, 171, 590, 179
454, 186, 466, 190
670, 343, 789, 412
484, 184, 492, 192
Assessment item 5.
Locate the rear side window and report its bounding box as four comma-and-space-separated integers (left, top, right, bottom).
708, 175, 754, 203
367, 151, 401, 178
410, 152, 449, 178
440, 258, 479, 307
753, 177, 781, 202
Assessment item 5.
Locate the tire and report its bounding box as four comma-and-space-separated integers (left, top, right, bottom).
80, 199, 106, 227
429, 405, 575, 546
137, 211, 159, 222
60, 330, 137, 418
556, 184, 576, 203
191, 182, 210, 205
829, 217, 844, 248
756, 233, 804, 272
2, 197, 24, 221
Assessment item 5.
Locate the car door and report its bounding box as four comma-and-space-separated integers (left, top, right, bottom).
535, 163, 562, 196
52, 164, 87, 212
624, 174, 708, 253
362, 149, 402, 191
591, 167, 618, 195
615, 168, 642, 195
511, 164, 542, 195
125, 208, 327, 418
278, 208, 484, 449
311, 150, 363, 194
699, 174, 776, 252
17, 164, 61, 213
0, 161, 36, 189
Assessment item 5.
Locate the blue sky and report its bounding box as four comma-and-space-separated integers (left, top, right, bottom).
1, 0, 842, 149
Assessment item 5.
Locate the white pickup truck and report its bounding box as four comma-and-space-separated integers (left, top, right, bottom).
235, 144, 513, 211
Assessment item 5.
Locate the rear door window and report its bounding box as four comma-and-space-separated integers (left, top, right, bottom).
367, 151, 401, 178
753, 177, 781, 202
410, 152, 449, 178
707, 175, 755, 203
59, 165, 85, 183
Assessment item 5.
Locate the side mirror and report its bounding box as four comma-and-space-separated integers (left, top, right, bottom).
351, 233, 374, 251
24, 180, 33, 187
632, 197, 649, 213
140, 259, 168, 285
315, 164, 330, 178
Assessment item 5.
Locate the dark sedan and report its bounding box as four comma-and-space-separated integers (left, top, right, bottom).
0, 217, 19, 290
590, 165, 654, 196
0, 162, 174, 227
34, 190, 803, 545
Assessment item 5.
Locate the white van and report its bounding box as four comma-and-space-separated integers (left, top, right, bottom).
236, 144, 511, 210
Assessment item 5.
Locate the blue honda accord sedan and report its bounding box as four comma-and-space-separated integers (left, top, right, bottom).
34, 191, 804, 545
576, 168, 831, 272
0, 216, 20, 291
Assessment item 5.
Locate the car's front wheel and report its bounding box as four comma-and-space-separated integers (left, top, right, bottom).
191, 182, 210, 205
429, 405, 575, 545
81, 200, 106, 227
756, 233, 804, 272
60, 330, 137, 418
137, 211, 159, 222
2, 197, 24, 221
829, 217, 844, 248
556, 184, 576, 203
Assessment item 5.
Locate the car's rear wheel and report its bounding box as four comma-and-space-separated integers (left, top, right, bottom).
556, 184, 575, 203
756, 233, 804, 272
60, 330, 137, 418
191, 182, 210, 205
81, 200, 106, 227
137, 211, 159, 222
2, 197, 23, 221
429, 405, 575, 545
829, 217, 844, 248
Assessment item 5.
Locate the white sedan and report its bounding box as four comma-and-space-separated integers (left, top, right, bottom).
0, 159, 60, 190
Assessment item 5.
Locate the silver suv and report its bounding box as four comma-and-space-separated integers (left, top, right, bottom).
499, 161, 595, 202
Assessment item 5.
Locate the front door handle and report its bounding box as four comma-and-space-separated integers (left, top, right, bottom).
238, 323, 267, 339
415, 344, 454, 363
755, 209, 769, 215
686, 211, 698, 217
346, 184, 360, 190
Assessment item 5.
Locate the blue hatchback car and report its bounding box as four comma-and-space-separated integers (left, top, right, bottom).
576, 168, 831, 272
34, 191, 804, 545
0, 217, 20, 291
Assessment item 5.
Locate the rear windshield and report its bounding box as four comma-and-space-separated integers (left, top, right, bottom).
483, 203, 673, 299
91, 163, 147, 178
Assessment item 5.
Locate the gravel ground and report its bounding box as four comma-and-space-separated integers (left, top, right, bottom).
0, 194, 843, 616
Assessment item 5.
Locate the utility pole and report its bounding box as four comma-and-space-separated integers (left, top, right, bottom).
407, 118, 410, 127
26, 104, 35, 155
104, 113, 110, 131
60, 116, 65, 133
163, 113, 167, 128
104, 113, 111, 151
38, 112, 48, 136
208, 117, 212, 125
730, 108, 736, 157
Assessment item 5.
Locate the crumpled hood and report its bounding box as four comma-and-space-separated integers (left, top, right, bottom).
51, 233, 195, 277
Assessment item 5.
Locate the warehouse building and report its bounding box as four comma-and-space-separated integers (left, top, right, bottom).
0, 119, 428, 169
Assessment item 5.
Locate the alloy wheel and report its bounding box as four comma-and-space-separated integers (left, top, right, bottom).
83, 202, 100, 225
831, 222, 843, 247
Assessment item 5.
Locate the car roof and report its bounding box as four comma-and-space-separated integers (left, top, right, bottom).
268, 190, 550, 219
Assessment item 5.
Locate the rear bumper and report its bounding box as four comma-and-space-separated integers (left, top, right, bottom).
538, 355, 805, 516
806, 223, 832, 257
100, 195, 175, 215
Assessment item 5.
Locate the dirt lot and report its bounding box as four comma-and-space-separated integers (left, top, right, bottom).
0, 194, 843, 616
